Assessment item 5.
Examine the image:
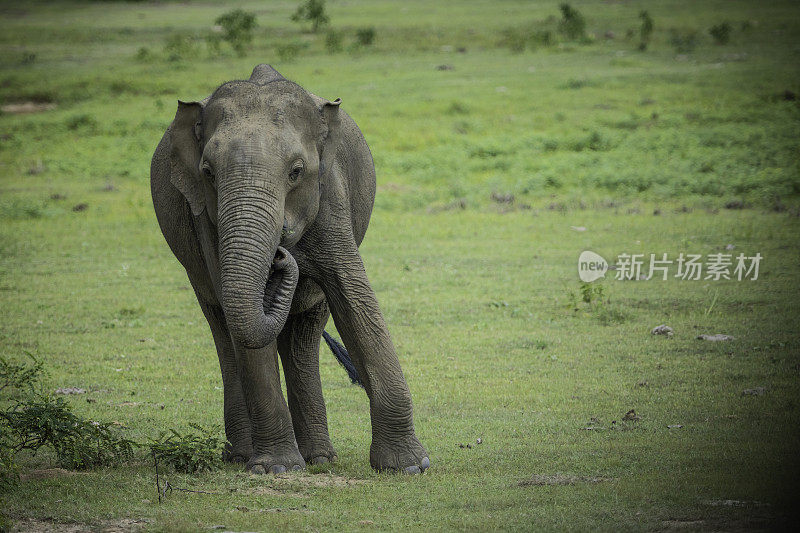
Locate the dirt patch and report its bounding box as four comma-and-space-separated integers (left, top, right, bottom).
19, 468, 88, 481
10, 518, 147, 533
1, 102, 56, 114
518, 474, 612, 487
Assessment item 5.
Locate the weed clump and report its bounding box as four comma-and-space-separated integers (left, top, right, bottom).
709, 22, 731, 45
355, 27, 376, 47
325, 29, 343, 53
669, 28, 698, 53
566, 283, 630, 325
65, 113, 97, 131
134, 46, 155, 62
163, 34, 198, 62
149, 425, 224, 473
276, 40, 310, 62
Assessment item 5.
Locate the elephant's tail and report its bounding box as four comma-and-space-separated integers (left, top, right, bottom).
322, 331, 363, 387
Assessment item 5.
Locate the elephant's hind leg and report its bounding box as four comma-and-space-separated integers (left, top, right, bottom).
195, 294, 253, 463
277, 300, 337, 465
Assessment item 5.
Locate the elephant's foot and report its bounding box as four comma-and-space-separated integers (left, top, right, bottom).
222, 441, 252, 464
370, 433, 430, 474
298, 439, 338, 465
246, 445, 305, 474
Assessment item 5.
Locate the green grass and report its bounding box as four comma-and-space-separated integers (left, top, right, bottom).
1, 0, 800, 531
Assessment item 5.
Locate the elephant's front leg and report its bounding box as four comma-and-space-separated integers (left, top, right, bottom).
278, 300, 338, 465
317, 247, 429, 473
195, 296, 253, 464
234, 340, 305, 474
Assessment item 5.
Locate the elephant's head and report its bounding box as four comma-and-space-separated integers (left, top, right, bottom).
168, 64, 341, 349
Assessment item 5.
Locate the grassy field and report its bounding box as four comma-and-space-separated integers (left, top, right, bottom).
1, 0, 800, 531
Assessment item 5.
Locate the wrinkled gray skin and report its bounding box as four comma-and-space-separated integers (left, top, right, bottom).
150, 65, 428, 474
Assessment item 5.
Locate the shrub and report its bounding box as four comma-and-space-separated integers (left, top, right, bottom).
276, 39, 309, 62
533, 29, 555, 47
709, 22, 731, 45
1, 395, 135, 470
215, 9, 257, 57
291, 0, 329, 33
163, 33, 198, 62
355, 27, 376, 46
501, 27, 526, 53
148, 425, 223, 473
134, 46, 155, 62
325, 29, 343, 53
669, 28, 698, 53
557, 3, 586, 41
205, 33, 223, 56
638, 11, 654, 51
65, 113, 97, 131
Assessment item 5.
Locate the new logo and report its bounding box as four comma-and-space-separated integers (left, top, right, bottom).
578, 251, 608, 282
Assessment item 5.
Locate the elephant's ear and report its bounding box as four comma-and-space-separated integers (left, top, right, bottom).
319, 98, 341, 180
169, 100, 205, 216
249, 64, 286, 85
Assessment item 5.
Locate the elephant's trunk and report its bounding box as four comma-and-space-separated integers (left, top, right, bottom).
218, 181, 298, 349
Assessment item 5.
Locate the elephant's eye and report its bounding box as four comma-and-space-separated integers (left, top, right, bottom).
289, 161, 304, 182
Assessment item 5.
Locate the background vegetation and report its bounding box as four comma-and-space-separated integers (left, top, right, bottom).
1, 0, 799, 531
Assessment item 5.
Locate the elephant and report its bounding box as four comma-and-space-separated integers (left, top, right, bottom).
150, 64, 429, 475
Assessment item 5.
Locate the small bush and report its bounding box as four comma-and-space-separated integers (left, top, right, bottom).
325, 29, 343, 53
533, 29, 555, 47
355, 27, 376, 46
291, 0, 329, 33
215, 9, 257, 57
275, 39, 309, 62
134, 46, 155, 62
163, 33, 198, 62
557, 3, 586, 41
446, 101, 469, 115
65, 113, 97, 131
669, 28, 698, 53
638, 11, 654, 51
149, 425, 223, 473
709, 22, 731, 45
1, 395, 135, 470
501, 27, 527, 53
205, 33, 223, 56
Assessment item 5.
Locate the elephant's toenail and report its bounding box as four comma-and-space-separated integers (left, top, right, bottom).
420, 457, 430, 470
251, 464, 266, 475
292, 464, 303, 471
403, 465, 421, 474
311, 456, 329, 465
270, 464, 287, 474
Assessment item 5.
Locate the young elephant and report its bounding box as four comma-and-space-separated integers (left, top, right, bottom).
150, 64, 429, 474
